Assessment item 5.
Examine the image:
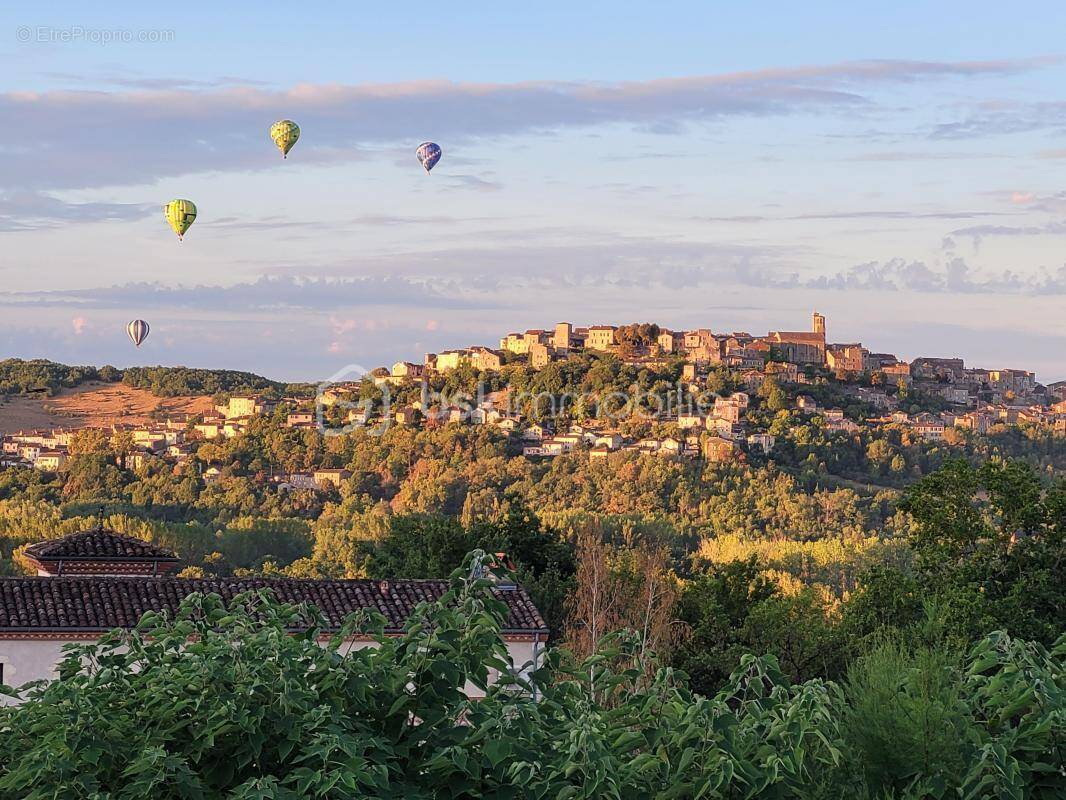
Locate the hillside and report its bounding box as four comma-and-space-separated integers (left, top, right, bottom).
0, 382, 215, 435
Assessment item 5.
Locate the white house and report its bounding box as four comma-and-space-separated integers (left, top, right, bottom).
0, 529, 547, 705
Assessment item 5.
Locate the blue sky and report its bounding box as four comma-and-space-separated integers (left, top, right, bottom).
1, 2, 1065, 381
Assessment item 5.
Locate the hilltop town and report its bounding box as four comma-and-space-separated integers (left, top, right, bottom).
2, 312, 1062, 489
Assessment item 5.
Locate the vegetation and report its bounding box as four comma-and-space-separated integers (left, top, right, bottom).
1, 558, 1062, 798
121, 366, 301, 398
0, 358, 118, 396
0, 358, 311, 400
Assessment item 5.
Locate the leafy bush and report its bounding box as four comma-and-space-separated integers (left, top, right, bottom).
1, 554, 1062, 799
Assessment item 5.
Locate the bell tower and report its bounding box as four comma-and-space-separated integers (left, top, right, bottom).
812, 311, 826, 338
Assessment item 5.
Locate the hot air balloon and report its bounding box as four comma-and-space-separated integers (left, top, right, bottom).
163, 199, 197, 241
127, 319, 150, 347
270, 119, 300, 158
416, 142, 442, 174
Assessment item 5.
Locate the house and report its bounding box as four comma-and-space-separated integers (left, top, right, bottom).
523, 423, 550, 441
911, 413, 946, 441
712, 397, 744, 423
0, 529, 547, 705
394, 407, 420, 426
529, 342, 557, 369
223, 396, 274, 419
585, 326, 617, 351
286, 411, 315, 427
940, 387, 972, 406
707, 417, 742, 439
313, 469, 351, 489
593, 432, 624, 450
746, 433, 775, 454
658, 437, 683, 457
124, 450, 154, 470
494, 417, 520, 433
987, 369, 1036, 396
33, 450, 67, 472
276, 473, 319, 491
390, 361, 425, 380
677, 413, 706, 429
657, 330, 683, 354
194, 421, 222, 439
826, 344, 866, 374
703, 435, 740, 463
202, 467, 222, 484
911, 358, 965, 382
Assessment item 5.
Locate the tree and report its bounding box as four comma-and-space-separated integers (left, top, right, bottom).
366, 513, 473, 579
564, 529, 680, 680
900, 458, 1066, 644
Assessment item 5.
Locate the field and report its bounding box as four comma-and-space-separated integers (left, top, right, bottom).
0, 382, 214, 434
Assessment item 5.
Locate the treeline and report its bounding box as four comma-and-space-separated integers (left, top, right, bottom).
120, 366, 298, 398
0, 359, 119, 396
0, 358, 310, 400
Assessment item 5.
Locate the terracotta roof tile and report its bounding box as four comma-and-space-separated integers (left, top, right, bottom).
0, 577, 547, 634
23, 529, 179, 563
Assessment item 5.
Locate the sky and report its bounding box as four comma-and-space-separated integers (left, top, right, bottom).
1, 1, 1065, 382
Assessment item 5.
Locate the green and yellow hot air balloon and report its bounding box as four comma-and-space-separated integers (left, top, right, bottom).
163, 199, 197, 241
270, 119, 300, 159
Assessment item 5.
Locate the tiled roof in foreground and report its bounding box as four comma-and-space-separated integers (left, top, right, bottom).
0, 577, 547, 635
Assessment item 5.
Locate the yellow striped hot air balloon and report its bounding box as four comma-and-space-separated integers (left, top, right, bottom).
270, 119, 300, 158
163, 199, 197, 241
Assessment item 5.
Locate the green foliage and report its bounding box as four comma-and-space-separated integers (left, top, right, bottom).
0, 358, 114, 396
366, 501, 577, 637
121, 366, 290, 398
1, 557, 1061, 798
901, 459, 1066, 644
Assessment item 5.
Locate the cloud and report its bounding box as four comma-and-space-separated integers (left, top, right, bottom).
71, 317, 86, 335
1, 57, 1051, 191
846, 151, 1007, 162
0, 275, 489, 312
696, 209, 1014, 224
948, 219, 1066, 248
739, 257, 1066, 295
929, 100, 1066, 140
0, 191, 156, 231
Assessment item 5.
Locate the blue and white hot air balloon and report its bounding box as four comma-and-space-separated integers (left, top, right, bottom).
126, 319, 150, 348
416, 141, 442, 174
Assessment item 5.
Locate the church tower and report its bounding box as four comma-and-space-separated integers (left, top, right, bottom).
812, 311, 826, 338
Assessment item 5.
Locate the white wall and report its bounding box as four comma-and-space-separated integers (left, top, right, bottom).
0, 640, 71, 704
1, 636, 542, 705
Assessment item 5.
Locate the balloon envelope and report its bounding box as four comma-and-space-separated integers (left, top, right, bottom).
416, 141, 442, 173
270, 119, 300, 158
164, 199, 197, 240
127, 319, 150, 347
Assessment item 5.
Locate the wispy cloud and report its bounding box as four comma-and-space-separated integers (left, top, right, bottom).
739, 257, 1066, 295
949, 219, 1066, 248
1, 57, 1052, 192
0, 191, 156, 231
696, 209, 1014, 224
0, 275, 490, 311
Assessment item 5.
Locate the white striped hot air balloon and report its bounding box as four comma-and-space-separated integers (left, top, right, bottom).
126, 319, 150, 347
